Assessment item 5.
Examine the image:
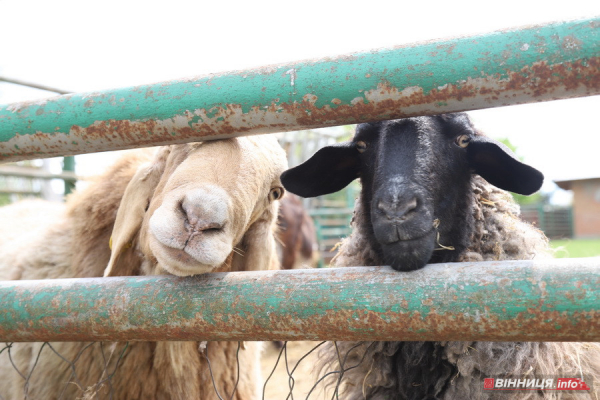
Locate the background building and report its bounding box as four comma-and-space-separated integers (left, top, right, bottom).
555, 177, 600, 238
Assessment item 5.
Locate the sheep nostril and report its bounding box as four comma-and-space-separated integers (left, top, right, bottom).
180, 188, 228, 234
181, 203, 221, 232
403, 198, 418, 215
378, 197, 418, 221
197, 222, 224, 233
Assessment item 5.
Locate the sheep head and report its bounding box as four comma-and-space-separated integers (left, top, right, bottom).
105, 136, 287, 277
281, 113, 543, 271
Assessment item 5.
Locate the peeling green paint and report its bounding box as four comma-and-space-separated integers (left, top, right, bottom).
0, 18, 598, 162
0, 259, 597, 342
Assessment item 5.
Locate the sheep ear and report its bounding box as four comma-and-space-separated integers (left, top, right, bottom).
104, 151, 168, 277
467, 136, 544, 195
281, 142, 359, 198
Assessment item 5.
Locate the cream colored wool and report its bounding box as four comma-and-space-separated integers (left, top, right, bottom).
0, 136, 287, 400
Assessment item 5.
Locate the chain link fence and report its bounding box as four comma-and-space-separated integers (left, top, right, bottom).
1, 340, 380, 400
1, 341, 129, 400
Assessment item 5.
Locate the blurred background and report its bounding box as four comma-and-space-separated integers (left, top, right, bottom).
1, 0, 599, 260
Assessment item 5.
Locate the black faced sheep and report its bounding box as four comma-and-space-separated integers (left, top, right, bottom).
281, 113, 599, 399
0, 136, 287, 400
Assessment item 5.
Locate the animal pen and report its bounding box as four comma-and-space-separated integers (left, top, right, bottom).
0, 17, 599, 398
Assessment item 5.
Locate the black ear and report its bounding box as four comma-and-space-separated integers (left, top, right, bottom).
467, 136, 544, 195
281, 142, 360, 198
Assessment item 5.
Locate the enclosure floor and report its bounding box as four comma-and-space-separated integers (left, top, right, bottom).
261, 341, 327, 399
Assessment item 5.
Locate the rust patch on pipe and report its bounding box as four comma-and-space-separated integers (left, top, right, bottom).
1, 56, 598, 162
0, 261, 598, 342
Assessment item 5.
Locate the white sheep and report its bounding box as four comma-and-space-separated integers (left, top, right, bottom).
281, 113, 600, 399
0, 136, 287, 400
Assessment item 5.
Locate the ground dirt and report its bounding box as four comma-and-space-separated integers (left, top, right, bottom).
260, 341, 332, 400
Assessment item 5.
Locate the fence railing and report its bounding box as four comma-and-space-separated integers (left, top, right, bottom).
521, 204, 575, 239
0, 164, 78, 202
1, 17, 598, 162
1, 259, 598, 343
0, 17, 599, 345
0, 165, 77, 182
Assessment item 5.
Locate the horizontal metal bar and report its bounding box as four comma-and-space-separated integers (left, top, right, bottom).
1, 18, 599, 162
0, 76, 71, 95
0, 259, 597, 342
0, 165, 77, 181
308, 208, 354, 216
0, 188, 39, 196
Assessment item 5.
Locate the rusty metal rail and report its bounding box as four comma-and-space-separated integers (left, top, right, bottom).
0, 259, 597, 342
1, 17, 599, 162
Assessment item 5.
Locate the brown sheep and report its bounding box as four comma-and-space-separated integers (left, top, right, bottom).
276, 194, 319, 269
0, 136, 287, 400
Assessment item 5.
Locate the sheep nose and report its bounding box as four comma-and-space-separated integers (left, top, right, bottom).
180, 189, 228, 232
377, 196, 418, 221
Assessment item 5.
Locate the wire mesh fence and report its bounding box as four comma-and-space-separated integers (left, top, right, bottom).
0, 340, 378, 400
0, 342, 129, 400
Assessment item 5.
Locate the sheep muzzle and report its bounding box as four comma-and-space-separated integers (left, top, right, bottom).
148, 185, 235, 276
371, 184, 437, 271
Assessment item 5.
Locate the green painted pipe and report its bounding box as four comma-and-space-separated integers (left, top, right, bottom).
0, 18, 598, 162
0, 259, 597, 342
62, 156, 75, 195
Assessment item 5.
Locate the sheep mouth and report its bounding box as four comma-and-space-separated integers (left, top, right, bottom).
379, 229, 437, 272
149, 233, 233, 276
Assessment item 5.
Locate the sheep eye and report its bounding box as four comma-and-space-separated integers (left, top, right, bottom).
455, 135, 471, 148
269, 187, 284, 201
356, 141, 367, 153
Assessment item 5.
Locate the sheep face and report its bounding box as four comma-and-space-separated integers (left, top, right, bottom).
106, 136, 287, 277
281, 113, 543, 271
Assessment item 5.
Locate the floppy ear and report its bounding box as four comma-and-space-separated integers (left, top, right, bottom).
467, 136, 544, 195
280, 142, 360, 198
104, 151, 168, 277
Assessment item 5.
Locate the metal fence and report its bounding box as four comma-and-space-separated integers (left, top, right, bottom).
521, 204, 575, 239
2, 18, 598, 162
1, 260, 597, 342
0, 163, 77, 202
0, 16, 599, 399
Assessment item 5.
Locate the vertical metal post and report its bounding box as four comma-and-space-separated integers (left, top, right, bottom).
537, 203, 546, 234
568, 206, 575, 238
63, 156, 75, 195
